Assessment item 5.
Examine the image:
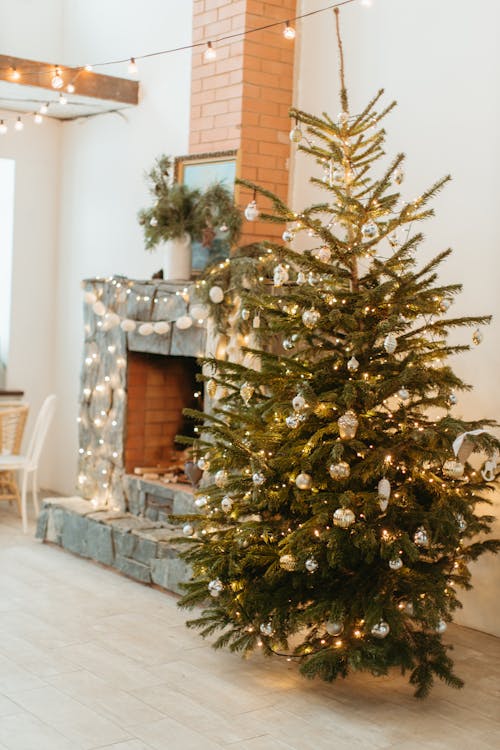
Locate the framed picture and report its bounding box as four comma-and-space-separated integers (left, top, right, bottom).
174, 150, 238, 274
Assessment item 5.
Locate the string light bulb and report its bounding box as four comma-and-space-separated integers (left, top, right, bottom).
204, 41, 217, 62
39, 103, 49, 115
14, 117, 23, 131
34, 113, 43, 125
66, 83, 75, 93
128, 57, 138, 75
11, 66, 20, 81
0, 120, 7, 135
58, 93, 68, 105
51, 66, 64, 89
283, 21, 296, 39
84, 64, 93, 72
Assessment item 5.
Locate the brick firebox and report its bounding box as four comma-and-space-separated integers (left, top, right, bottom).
125, 352, 201, 474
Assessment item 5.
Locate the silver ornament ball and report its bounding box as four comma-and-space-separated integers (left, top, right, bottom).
371, 621, 390, 639
325, 620, 343, 636
305, 556, 318, 573
252, 471, 265, 486
260, 621, 275, 636
208, 578, 224, 597
389, 557, 403, 571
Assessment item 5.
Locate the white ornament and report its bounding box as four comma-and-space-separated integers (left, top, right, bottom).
443, 459, 464, 479
120, 318, 136, 332
329, 461, 350, 480
296, 271, 307, 285
208, 579, 224, 597
92, 301, 106, 316
282, 230, 294, 243
209, 285, 224, 304
338, 410, 358, 440
389, 557, 403, 571
197, 457, 210, 470
260, 621, 275, 636
84, 291, 97, 304
378, 478, 391, 502
316, 247, 331, 263
472, 328, 483, 345
295, 472, 312, 490
221, 496, 233, 512
241, 308, 251, 321
244, 200, 260, 221
384, 332, 397, 354
175, 315, 193, 330
138, 323, 154, 336
153, 321, 170, 335
393, 165, 405, 185
289, 125, 302, 143
347, 355, 359, 372
273, 263, 289, 287
305, 556, 318, 572
292, 394, 307, 412
302, 308, 320, 329
333, 507, 355, 528
252, 313, 260, 329
435, 619, 447, 634
190, 303, 210, 321
286, 414, 300, 428
398, 387, 410, 402
182, 523, 194, 536
325, 620, 343, 636
414, 526, 429, 547
195, 495, 209, 508
371, 621, 390, 639
214, 469, 228, 487
361, 219, 379, 240
252, 471, 265, 486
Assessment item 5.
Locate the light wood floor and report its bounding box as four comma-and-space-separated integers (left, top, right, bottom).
0, 499, 498, 750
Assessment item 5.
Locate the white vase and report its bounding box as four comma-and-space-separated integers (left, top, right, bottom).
161, 232, 192, 280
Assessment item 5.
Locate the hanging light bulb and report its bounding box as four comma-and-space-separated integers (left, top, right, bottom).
283, 21, 296, 40
204, 41, 217, 62
84, 64, 93, 72
51, 66, 64, 89
0, 120, 7, 135
59, 93, 67, 105
360, 0, 373, 6
39, 103, 49, 115
128, 57, 138, 75
11, 66, 20, 81
34, 113, 43, 125
14, 117, 23, 132
66, 83, 75, 93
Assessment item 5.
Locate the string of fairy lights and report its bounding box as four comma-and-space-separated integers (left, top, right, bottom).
0, 0, 374, 133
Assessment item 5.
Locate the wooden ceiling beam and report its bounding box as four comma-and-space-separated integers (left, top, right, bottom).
0, 54, 139, 106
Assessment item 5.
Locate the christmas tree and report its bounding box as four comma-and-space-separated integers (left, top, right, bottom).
177, 11, 499, 697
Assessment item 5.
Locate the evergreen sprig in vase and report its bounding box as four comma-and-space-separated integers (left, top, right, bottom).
138, 155, 242, 280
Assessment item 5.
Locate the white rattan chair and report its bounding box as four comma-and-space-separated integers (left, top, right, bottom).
0, 395, 56, 532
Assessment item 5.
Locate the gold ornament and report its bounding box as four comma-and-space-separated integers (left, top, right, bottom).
279, 554, 297, 571
206, 379, 217, 398
240, 382, 254, 405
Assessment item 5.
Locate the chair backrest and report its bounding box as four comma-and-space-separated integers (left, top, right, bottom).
0, 405, 29, 455
26, 395, 56, 469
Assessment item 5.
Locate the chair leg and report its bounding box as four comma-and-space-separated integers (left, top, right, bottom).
20, 470, 28, 533
32, 470, 39, 516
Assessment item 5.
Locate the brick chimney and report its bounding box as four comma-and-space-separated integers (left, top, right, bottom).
190, 0, 297, 245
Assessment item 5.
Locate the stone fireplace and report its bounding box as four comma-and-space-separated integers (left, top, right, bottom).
37, 276, 213, 593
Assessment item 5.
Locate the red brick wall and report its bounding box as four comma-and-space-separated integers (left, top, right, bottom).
125, 352, 199, 473
190, 0, 297, 246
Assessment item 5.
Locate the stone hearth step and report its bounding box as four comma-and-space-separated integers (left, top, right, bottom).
36, 496, 193, 594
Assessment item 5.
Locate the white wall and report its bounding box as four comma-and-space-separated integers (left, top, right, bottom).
0, 158, 16, 383
0, 0, 63, 485
294, 0, 500, 635
52, 0, 193, 492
